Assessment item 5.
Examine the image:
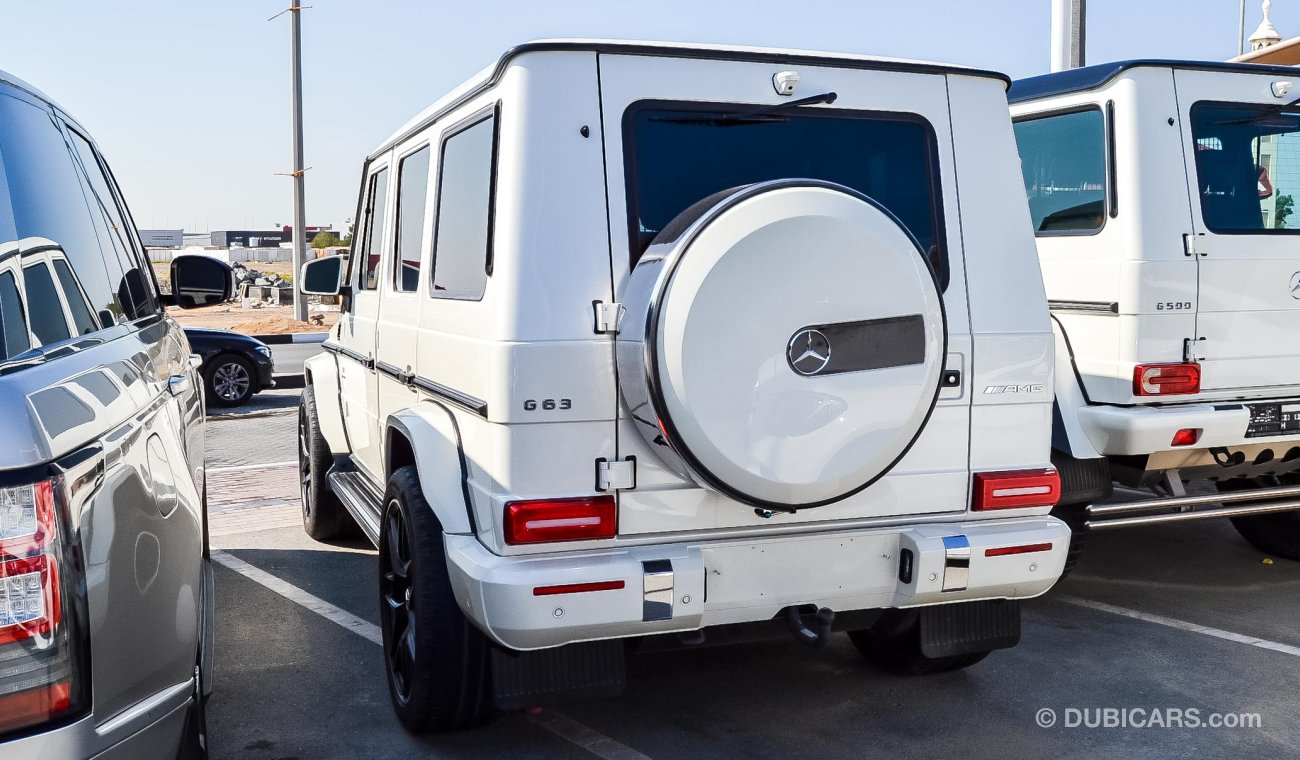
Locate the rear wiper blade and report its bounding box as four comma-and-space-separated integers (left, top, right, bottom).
652, 92, 838, 126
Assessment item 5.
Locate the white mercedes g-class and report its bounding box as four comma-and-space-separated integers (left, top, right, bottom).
299, 40, 1068, 732
1010, 60, 1300, 567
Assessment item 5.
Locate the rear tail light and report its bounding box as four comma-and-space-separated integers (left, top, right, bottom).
985, 542, 1054, 557
0, 477, 87, 737
1171, 428, 1202, 447
1134, 363, 1201, 396
504, 496, 617, 545
972, 469, 1061, 511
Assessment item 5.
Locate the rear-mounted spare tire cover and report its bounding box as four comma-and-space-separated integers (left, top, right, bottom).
617, 180, 946, 509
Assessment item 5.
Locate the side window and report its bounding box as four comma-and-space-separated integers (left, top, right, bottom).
1013, 109, 1107, 234
358, 167, 389, 290
0, 92, 125, 331
67, 129, 157, 318
431, 112, 496, 299
51, 257, 99, 335
22, 261, 72, 345
0, 270, 30, 360
393, 146, 431, 292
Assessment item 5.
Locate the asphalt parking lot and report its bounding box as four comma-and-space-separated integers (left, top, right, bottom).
205, 390, 1300, 760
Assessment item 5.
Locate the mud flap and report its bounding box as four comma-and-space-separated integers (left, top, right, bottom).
492, 640, 626, 711
919, 599, 1021, 658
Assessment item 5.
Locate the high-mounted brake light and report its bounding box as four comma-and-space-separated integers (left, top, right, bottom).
972, 469, 1061, 511
1134, 363, 1200, 396
504, 496, 617, 545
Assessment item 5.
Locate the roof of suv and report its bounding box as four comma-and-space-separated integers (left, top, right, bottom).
1009, 59, 1300, 104
372, 39, 1012, 158
0, 69, 87, 133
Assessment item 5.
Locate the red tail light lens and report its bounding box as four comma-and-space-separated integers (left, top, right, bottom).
1134, 363, 1201, 396
0, 476, 86, 737
1171, 428, 1202, 447
972, 469, 1061, 511
504, 496, 617, 545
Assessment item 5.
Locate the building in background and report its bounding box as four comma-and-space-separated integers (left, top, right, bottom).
282, 225, 336, 245
1233, 0, 1297, 63
138, 229, 184, 248
212, 229, 293, 248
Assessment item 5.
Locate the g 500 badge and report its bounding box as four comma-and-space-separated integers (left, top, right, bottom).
524, 399, 572, 411
1155, 301, 1192, 311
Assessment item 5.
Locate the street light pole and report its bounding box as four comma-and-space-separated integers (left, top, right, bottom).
289, 5, 308, 322
1239, 0, 1248, 56
1050, 0, 1087, 72
271, 4, 311, 322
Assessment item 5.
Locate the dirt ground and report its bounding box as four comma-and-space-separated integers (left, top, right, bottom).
167, 303, 338, 334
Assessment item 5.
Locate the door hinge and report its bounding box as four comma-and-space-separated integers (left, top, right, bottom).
1183, 233, 1207, 257
593, 301, 625, 334
1184, 337, 1207, 362
596, 456, 637, 491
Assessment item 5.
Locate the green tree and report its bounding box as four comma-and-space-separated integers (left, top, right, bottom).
1275, 193, 1294, 229
311, 231, 342, 249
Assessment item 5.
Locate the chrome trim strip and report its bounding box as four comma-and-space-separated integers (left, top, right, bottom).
94, 678, 192, 738
323, 341, 374, 369
411, 375, 488, 418
1048, 300, 1119, 315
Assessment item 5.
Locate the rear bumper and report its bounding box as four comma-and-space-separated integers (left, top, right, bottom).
445, 516, 1070, 651
0, 697, 189, 760
1079, 401, 1300, 457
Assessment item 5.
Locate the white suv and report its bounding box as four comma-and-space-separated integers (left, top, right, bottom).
1011, 60, 1300, 567
300, 40, 1068, 732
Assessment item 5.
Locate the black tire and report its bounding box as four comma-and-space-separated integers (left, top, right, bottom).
1220, 478, 1300, 561
298, 387, 354, 540
848, 610, 990, 676
380, 466, 494, 733
1049, 451, 1110, 578
204, 353, 257, 407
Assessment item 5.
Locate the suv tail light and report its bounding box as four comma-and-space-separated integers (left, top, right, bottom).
972, 469, 1061, 511
504, 496, 617, 545
0, 476, 88, 737
1134, 363, 1200, 396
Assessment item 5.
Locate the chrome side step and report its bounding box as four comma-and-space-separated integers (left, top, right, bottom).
328, 468, 384, 546
1085, 484, 1300, 530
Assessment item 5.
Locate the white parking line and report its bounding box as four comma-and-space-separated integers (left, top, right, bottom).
208, 460, 298, 474
210, 549, 651, 759
1061, 596, 1300, 657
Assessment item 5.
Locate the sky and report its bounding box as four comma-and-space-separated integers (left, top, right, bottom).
1, 0, 1295, 234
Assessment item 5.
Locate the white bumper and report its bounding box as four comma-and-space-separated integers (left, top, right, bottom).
444, 516, 1070, 650
1078, 402, 1300, 456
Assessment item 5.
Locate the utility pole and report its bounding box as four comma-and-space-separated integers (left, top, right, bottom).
1050, 0, 1087, 72
271, 5, 310, 322
1240, 0, 1248, 56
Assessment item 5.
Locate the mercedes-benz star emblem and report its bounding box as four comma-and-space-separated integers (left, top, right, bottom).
1290, 271, 1300, 300
787, 329, 832, 376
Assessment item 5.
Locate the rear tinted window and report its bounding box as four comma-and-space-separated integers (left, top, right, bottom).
0, 270, 29, 359
432, 113, 496, 300
1190, 102, 1300, 233
624, 103, 947, 283
394, 146, 430, 292
1013, 109, 1107, 234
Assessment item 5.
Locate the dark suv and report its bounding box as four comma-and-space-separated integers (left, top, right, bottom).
0, 71, 231, 758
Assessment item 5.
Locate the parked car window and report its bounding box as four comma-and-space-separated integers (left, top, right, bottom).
625, 103, 948, 284
0, 270, 29, 359
359, 167, 389, 289
0, 91, 132, 330
22, 261, 72, 345
1190, 102, 1300, 233
394, 145, 431, 292
67, 128, 157, 317
52, 257, 99, 335
1013, 108, 1107, 234
431, 113, 496, 299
